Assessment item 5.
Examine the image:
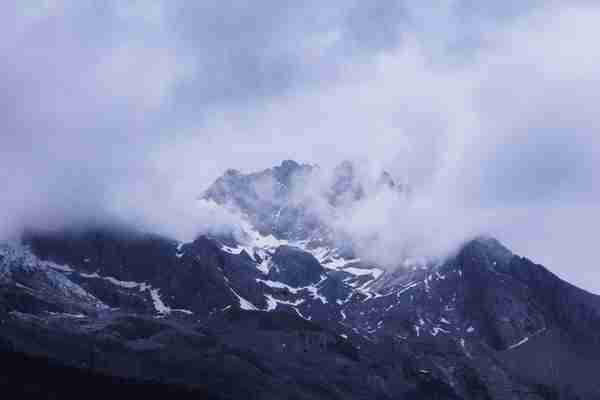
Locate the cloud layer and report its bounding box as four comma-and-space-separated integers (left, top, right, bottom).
1, 2, 599, 291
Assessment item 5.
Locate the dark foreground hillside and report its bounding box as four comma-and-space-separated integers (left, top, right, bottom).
0, 347, 220, 400
0, 345, 471, 400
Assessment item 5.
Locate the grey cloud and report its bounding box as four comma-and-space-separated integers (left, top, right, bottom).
1, 1, 600, 291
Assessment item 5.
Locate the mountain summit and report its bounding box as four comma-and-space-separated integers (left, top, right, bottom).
203, 159, 409, 247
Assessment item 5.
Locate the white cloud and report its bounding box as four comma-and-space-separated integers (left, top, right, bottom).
1, 1, 600, 291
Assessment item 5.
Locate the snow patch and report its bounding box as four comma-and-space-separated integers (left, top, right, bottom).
256, 258, 273, 274
228, 286, 258, 310
256, 276, 329, 304
396, 281, 420, 297
342, 267, 384, 279
293, 307, 312, 321
263, 294, 305, 311
175, 242, 186, 258
46, 312, 86, 319
431, 326, 451, 336
79, 272, 177, 314
507, 328, 546, 350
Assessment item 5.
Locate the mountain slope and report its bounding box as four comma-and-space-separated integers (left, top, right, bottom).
1, 161, 599, 399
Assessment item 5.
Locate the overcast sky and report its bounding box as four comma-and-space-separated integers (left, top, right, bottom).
1, 1, 599, 292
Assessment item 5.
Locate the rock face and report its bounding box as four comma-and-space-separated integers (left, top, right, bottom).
202, 159, 409, 247
202, 160, 322, 242
1, 161, 599, 399
268, 246, 325, 287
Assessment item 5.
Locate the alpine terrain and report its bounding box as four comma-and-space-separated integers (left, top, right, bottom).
1, 160, 599, 399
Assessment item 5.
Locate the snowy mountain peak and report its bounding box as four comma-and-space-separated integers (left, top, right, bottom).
203, 160, 409, 247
